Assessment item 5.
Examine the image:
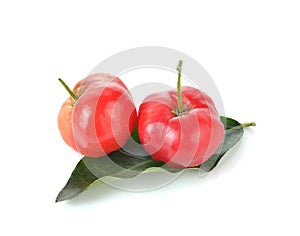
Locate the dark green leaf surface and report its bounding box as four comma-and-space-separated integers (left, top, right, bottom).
56, 116, 250, 202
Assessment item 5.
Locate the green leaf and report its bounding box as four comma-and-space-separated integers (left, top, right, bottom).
56, 116, 254, 202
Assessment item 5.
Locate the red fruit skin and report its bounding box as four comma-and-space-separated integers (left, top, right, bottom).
137, 86, 224, 168
58, 73, 137, 157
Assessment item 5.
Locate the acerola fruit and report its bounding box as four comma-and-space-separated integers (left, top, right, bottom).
58, 73, 137, 157
137, 61, 224, 168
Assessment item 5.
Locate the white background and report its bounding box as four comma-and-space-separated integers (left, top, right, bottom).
0, 0, 299, 235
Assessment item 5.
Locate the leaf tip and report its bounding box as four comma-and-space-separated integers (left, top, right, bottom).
55, 191, 65, 203
55, 189, 75, 203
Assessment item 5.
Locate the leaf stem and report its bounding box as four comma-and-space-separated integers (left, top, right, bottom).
241, 122, 256, 128
58, 78, 78, 101
226, 121, 256, 134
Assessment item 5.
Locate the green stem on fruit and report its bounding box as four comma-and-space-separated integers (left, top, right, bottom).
172, 60, 189, 116
177, 60, 183, 114
58, 78, 78, 101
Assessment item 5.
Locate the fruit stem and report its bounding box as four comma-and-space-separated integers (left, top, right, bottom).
58, 78, 78, 101
176, 60, 183, 114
